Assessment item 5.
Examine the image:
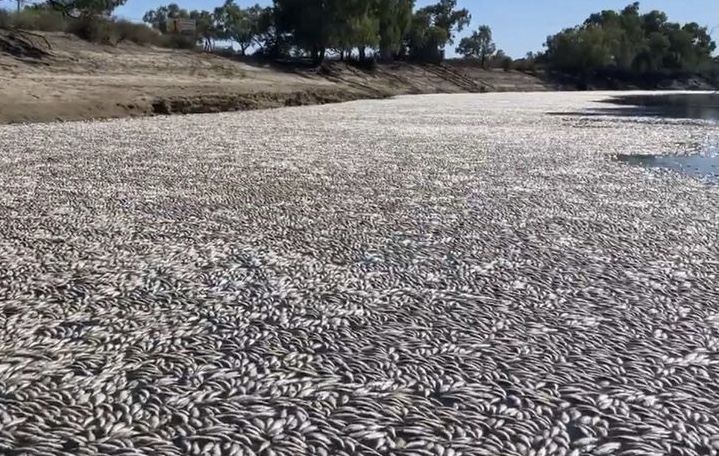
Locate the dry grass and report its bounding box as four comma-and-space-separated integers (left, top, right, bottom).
0, 8, 194, 48
0, 30, 550, 124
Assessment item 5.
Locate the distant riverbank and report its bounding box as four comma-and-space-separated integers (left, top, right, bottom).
1, 31, 715, 125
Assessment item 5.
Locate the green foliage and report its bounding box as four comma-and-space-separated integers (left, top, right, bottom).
213, 1, 268, 55
0, 4, 162, 46
513, 53, 538, 73
489, 49, 512, 71
158, 32, 196, 49
415, 0, 470, 48
274, 0, 334, 63
189, 9, 216, 48
543, 2, 717, 77
456, 25, 495, 66
65, 16, 115, 43
142, 3, 190, 34
112, 20, 162, 45
500, 56, 512, 71
1, 7, 66, 31
405, 9, 446, 62
376, 0, 413, 59
271, 0, 472, 63
544, 25, 613, 74
45, 0, 127, 18
4, 0, 716, 80
333, 1, 379, 60
3, 0, 477, 63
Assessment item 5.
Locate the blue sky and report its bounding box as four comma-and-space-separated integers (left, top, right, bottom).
114, 0, 719, 58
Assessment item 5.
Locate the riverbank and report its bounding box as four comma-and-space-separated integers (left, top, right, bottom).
0, 31, 553, 124
1, 30, 715, 124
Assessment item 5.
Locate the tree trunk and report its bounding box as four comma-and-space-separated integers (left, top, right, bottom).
340, 50, 345, 61
311, 46, 326, 65
358, 46, 366, 61
311, 47, 319, 64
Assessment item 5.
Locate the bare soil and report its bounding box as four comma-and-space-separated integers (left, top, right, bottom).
0, 31, 551, 124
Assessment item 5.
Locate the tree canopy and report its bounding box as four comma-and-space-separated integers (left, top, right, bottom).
3, 0, 715, 81
542, 2, 717, 76
46, 0, 126, 18
456, 25, 496, 66
141, 0, 473, 63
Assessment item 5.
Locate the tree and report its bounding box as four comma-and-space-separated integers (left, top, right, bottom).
274, 0, 342, 64
214, 0, 249, 54
189, 9, 217, 51
490, 49, 512, 70
544, 25, 612, 76
142, 4, 220, 50
143, 3, 189, 33
405, 8, 447, 61
213, 1, 267, 55
45, 0, 126, 18
414, 0, 470, 49
332, 0, 379, 60
456, 25, 495, 67
253, 5, 282, 56
542, 2, 717, 77
376, 0, 413, 59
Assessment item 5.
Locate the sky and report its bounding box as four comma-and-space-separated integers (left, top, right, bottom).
113, 0, 719, 58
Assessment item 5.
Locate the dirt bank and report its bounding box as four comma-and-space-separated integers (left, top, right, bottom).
0, 31, 554, 124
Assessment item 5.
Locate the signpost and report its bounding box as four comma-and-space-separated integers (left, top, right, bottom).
166, 18, 197, 34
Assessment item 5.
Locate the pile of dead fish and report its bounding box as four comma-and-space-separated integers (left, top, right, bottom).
1, 91, 718, 456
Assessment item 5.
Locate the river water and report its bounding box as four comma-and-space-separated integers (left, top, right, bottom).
606, 92, 719, 182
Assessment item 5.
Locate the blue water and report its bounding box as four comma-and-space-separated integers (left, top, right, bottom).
608, 94, 719, 182
602, 93, 719, 121
615, 148, 718, 182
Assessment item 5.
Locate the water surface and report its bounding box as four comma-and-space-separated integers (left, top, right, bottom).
602, 92, 719, 121
602, 93, 719, 182
614, 149, 718, 182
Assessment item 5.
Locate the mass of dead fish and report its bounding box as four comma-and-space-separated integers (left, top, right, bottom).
1, 91, 718, 456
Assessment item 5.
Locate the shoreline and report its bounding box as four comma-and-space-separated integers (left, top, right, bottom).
0, 88, 395, 125
1, 31, 715, 125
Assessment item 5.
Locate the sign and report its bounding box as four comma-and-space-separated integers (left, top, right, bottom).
166, 18, 197, 34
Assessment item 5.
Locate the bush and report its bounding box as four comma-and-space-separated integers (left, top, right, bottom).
65, 17, 116, 44
0, 9, 12, 28
112, 20, 161, 45
501, 57, 513, 72
158, 33, 197, 50
1, 8, 196, 50
0, 8, 66, 32
63, 16, 167, 46
11, 9, 66, 32
513, 58, 536, 73
348, 56, 378, 71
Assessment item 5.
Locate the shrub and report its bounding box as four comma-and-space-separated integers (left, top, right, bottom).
0, 8, 66, 32
158, 33, 197, 50
501, 57, 513, 72
11, 9, 66, 32
513, 58, 537, 73
1, 8, 196, 50
348, 56, 377, 71
66, 17, 116, 44
0, 9, 12, 28
112, 20, 161, 45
